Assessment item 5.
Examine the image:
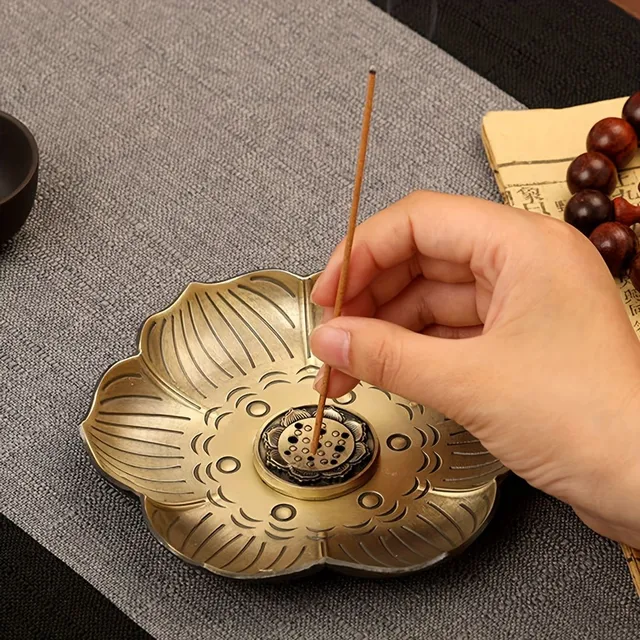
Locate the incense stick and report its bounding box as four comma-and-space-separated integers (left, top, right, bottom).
310, 68, 376, 456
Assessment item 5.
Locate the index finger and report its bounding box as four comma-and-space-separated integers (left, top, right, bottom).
311, 190, 525, 308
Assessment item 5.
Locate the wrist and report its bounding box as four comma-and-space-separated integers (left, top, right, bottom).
572, 381, 640, 547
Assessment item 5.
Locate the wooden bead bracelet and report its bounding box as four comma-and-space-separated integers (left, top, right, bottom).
563, 92, 640, 290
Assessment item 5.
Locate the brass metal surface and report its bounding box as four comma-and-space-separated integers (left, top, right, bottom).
81, 270, 507, 579
254, 405, 379, 501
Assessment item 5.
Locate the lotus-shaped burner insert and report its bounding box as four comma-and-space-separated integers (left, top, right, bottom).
256, 405, 378, 500
81, 270, 507, 579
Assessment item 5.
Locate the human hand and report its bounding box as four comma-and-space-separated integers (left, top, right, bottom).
310, 190, 640, 547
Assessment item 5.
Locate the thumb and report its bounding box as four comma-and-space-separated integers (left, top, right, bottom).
310, 316, 487, 418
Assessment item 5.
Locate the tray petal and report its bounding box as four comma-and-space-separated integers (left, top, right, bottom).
82, 356, 204, 505
138, 272, 319, 403
325, 483, 497, 572
427, 419, 507, 491
144, 498, 321, 577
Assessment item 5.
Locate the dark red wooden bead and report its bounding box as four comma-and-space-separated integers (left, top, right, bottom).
586, 117, 638, 168
564, 190, 614, 236
622, 92, 640, 137
589, 222, 638, 278
566, 152, 617, 195
630, 253, 640, 293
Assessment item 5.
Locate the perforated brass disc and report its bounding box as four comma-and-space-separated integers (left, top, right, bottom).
254, 404, 379, 501
81, 270, 507, 579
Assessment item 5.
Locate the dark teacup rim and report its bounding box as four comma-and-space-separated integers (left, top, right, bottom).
0, 110, 39, 207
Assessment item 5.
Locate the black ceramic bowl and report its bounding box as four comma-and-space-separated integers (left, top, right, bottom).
0, 111, 38, 244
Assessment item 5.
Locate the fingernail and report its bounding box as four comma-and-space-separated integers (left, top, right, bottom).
310, 326, 350, 368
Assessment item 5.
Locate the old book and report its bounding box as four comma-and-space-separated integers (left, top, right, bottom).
482, 97, 640, 330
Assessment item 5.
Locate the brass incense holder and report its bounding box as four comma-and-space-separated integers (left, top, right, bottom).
81, 270, 507, 579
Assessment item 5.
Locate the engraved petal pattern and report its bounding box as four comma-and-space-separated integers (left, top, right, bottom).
82, 270, 506, 579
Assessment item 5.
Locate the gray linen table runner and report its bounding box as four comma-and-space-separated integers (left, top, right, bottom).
1, 0, 638, 637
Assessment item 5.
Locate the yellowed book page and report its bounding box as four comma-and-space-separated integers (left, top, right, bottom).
482, 97, 640, 332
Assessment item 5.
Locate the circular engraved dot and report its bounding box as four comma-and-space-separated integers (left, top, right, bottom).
216, 456, 240, 474
320, 459, 328, 465
325, 441, 333, 448
302, 448, 309, 454
294, 430, 302, 436
271, 504, 297, 522
341, 432, 349, 438
334, 391, 356, 405
358, 491, 383, 510
302, 437, 310, 444
290, 446, 297, 452
332, 453, 340, 459
332, 430, 340, 437
386, 434, 412, 452
304, 425, 312, 432
294, 455, 302, 462
317, 450, 325, 457
338, 439, 345, 446
306, 461, 314, 468
288, 436, 298, 444
246, 400, 270, 418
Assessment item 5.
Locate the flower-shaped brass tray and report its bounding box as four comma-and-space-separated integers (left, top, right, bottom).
81, 270, 507, 579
